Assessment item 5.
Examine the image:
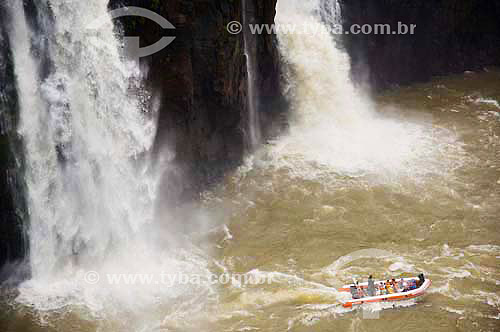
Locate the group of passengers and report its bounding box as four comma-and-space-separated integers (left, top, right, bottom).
352, 275, 419, 298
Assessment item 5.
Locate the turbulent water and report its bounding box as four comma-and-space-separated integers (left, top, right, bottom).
1, 0, 499, 332
3, 0, 213, 329
198, 70, 500, 331
10, 0, 157, 279
273, 0, 464, 180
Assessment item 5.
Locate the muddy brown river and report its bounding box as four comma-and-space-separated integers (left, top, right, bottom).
2, 69, 498, 332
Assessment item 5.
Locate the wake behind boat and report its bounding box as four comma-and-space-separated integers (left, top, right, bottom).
338, 274, 431, 308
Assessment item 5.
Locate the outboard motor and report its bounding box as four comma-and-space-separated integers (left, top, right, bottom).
418, 273, 425, 286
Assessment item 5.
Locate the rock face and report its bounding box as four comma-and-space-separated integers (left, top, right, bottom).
2, 0, 498, 273
0, 8, 28, 280
110, 0, 283, 204
339, 0, 500, 90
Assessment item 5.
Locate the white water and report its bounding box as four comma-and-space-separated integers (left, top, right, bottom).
242, 0, 261, 149
10, 0, 157, 279
7, 0, 212, 321
273, 0, 463, 179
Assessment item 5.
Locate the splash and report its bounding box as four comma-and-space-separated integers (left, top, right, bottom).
272, 0, 464, 180
6, 0, 212, 324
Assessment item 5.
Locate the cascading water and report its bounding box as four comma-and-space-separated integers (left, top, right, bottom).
276, 0, 371, 125
272, 0, 463, 179
1, 1, 498, 331
242, 0, 261, 149
6, 0, 212, 324
9, 0, 157, 280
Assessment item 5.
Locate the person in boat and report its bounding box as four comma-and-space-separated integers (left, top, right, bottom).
350, 285, 361, 299
391, 278, 399, 292
356, 281, 365, 297
378, 282, 385, 295
398, 278, 405, 291
367, 275, 376, 296
385, 280, 394, 294
403, 279, 411, 292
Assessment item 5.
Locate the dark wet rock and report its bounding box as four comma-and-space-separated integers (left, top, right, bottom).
109, 0, 284, 204
339, 0, 500, 90
0, 7, 29, 280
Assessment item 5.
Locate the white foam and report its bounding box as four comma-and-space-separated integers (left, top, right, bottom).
474, 98, 500, 109
389, 262, 415, 272
7, 0, 209, 325
272, 0, 465, 182
245, 269, 339, 293
466, 244, 500, 254
474, 291, 500, 308
288, 304, 353, 329
439, 267, 472, 279
16, 246, 215, 315
223, 224, 234, 241
289, 298, 419, 329
441, 307, 465, 315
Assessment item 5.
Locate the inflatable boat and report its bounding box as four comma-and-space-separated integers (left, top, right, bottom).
338, 274, 431, 308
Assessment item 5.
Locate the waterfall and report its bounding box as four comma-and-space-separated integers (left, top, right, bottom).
275, 0, 371, 128
242, 0, 261, 149
272, 0, 454, 179
8, 0, 156, 280
6, 0, 212, 319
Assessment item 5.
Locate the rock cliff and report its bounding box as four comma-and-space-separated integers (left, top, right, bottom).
339, 0, 500, 89
110, 0, 283, 204
0, 7, 28, 280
